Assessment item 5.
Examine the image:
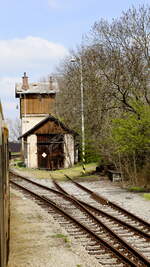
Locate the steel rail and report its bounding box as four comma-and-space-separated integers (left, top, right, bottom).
53, 179, 150, 239
10, 170, 150, 238
10, 179, 148, 267
10, 174, 150, 266
11, 172, 150, 238
65, 174, 150, 229
52, 179, 150, 266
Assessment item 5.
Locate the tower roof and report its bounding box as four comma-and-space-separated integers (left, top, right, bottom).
15, 74, 59, 98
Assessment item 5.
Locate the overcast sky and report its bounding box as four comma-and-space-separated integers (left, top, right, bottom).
0, 0, 148, 119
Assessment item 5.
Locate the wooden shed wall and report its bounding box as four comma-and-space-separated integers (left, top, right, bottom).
34, 120, 67, 135
21, 94, 55, 115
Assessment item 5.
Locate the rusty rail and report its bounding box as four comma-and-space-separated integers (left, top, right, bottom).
65, 174, 150, 228
10, 171, 150, 266
10, 179, 147, 267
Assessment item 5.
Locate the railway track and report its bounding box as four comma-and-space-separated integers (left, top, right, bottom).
10, 171, 150, 266
63, 175, 150, 231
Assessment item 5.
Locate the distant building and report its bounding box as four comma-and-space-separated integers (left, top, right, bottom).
16, 73, 78, 169
9, 142, 21, 153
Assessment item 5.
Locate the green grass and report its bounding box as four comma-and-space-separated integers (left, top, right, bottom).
11, 152, 21, 156
52, 233, 70, 243
128, 186, 146, 192
11, 161, 98, 180
12, 159, 26, 168
143, 193, 150, 200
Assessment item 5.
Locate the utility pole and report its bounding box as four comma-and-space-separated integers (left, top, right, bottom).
71, 56, 85, 174
80, 57, 85, 174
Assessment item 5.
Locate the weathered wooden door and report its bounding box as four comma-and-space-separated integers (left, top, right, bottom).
37, 134, 64, 170
37, 144, 50, 169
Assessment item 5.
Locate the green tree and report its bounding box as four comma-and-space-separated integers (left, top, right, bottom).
55, 5, 150, 185
110, 104, 150, 185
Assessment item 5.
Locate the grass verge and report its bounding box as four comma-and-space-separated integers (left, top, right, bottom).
11, 160, 98, 180
143, 193, 150, 200
128, 186, 147, 192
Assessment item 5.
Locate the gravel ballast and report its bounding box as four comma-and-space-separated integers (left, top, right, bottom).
8, 169, 150, 266
8, 188, 100, 267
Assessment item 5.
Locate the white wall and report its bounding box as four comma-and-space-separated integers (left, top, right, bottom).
22, 115, 47, 134
64, 134, 74, 168
27, 134, 37, 168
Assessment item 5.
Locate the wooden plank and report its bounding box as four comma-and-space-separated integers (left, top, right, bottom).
37, 142, 64, 170
35, 121, 67, 135
21, 95, 55, 115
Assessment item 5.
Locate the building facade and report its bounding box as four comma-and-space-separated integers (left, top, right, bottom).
16, 73, 78, 169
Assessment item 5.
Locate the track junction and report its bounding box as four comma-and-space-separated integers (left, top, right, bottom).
10, 170, 150, 267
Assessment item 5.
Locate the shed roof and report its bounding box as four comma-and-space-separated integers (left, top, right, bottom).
18, 115, 78, 139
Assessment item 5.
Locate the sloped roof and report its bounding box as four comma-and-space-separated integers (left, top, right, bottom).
15, 81, 59, 97
18, 115, 78, 139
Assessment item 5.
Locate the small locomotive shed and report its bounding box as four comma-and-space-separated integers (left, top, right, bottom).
19, 115, 78, 170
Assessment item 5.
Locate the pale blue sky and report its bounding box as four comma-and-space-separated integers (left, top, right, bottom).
0, 0, 149, 119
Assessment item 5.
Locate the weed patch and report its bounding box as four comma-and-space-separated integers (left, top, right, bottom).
52, 233, 70, 243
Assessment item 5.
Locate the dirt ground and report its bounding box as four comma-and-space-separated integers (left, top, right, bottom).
8, 188, 100, 267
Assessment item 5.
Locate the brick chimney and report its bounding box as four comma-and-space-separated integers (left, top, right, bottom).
22, 72, 29, 90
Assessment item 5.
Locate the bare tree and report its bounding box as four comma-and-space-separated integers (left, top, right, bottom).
6, 118, 21, 142
90, 5, 150, 115
55, 5, 150, 178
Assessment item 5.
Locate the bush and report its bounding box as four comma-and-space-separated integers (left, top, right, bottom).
110, 104, 150, 184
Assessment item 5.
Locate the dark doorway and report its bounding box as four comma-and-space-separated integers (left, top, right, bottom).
37, 134, 64, 170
